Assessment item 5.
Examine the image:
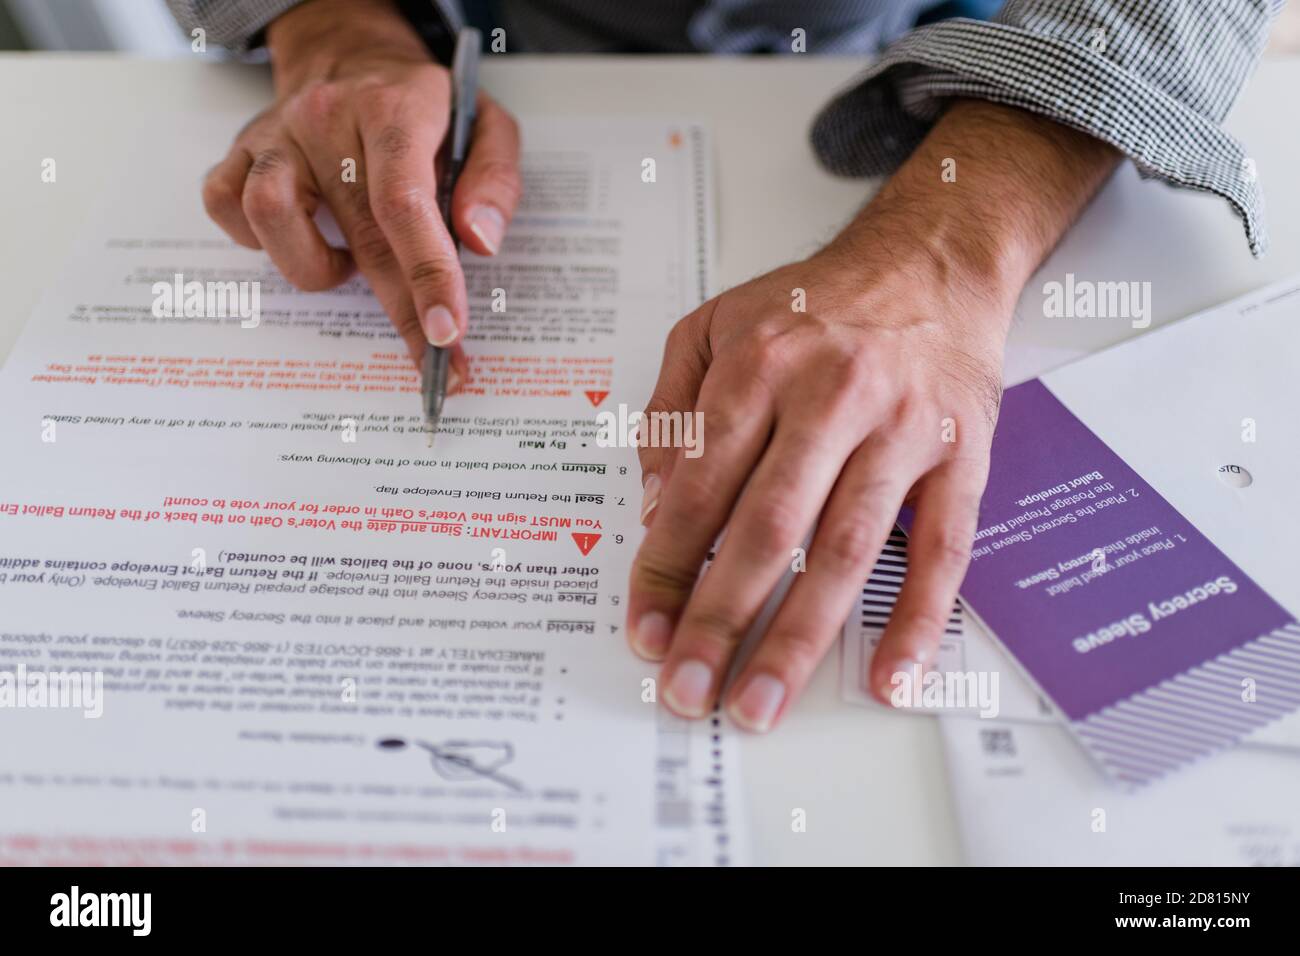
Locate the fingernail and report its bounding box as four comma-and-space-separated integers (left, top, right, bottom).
663, 659, 713, 717
632, 611, 671, 660
728, 673, 785, 733
639, 474, 662, 524
468, 205, 505, 255
447, 368, 463, 393
422, 305, 458, 346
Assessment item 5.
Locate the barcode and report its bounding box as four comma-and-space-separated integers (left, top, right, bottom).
859, 529, 963, 634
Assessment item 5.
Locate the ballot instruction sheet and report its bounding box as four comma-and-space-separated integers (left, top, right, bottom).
0, 116, 745, 865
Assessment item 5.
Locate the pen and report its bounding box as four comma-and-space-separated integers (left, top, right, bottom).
422, 26, 482, 447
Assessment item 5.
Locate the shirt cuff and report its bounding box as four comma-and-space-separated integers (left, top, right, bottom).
165, 0, 464, 60
810, 18, 1269, 257
165, 0, 304, 54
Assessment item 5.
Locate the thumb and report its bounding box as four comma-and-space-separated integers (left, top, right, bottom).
451, 96, 522, 257
637, 309, 712, 526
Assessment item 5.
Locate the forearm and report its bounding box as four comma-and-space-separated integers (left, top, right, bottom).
832, 100, 1121, 324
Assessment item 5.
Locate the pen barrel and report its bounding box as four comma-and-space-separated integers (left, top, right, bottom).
437, 156, 465, 246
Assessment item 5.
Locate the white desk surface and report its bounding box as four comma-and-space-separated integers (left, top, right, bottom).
2, 52, 1298, 866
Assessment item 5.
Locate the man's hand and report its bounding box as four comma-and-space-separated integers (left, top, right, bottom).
628, 99, 1119, 731
202, 0, 521, 383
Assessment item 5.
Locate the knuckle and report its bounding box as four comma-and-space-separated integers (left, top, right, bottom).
632, 550, 699, 599
343, 182, 375, 220
850, 467, 906, 504
349, 220, 395, 268
852, 364, 893, 408
295, 82, 345, 124
924, 527, 974, 569
944, 481, 987, 517
373, 183, 434, 228
768, 628, 826, 669
821, 515, 884, 569
891, 395, 936, 434
664, 316, 691, 349
642, 391, 678, 419
406, 257, 453, 291
662, 317, 700, 366
665, 310, 711, 355
241, 182, 291, 224
746, 327, 790, 370
247, 147, 288, 178
820, 346, 865, 386
696, 410, 734, 451
201, 174, 241, 219
365, 84, 410, 120
658, 474, 709, 520
679, 604, 745, 649
413, 63, 449, 88
741, 500, 801, 557
372, 124, 413, 159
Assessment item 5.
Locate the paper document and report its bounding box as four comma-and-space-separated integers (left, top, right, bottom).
941, 717, 1300, 866
0, 116, 744, 865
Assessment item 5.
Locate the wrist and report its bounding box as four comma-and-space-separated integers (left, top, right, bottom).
267, 0, 429, 90
828, 192, 1021, 332
831, 99, 1120, 318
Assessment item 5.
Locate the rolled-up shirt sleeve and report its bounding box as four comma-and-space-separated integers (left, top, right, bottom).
164, 0, 306, 52
810, 0, 1284, 257
164, 0, 464, 56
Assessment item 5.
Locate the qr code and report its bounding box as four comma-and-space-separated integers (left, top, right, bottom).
979, 728, 1016, 757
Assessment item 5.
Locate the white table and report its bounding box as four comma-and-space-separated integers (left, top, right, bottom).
2, 52, 1297, 865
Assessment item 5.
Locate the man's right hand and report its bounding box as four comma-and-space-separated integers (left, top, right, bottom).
202, 0, 522, 385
